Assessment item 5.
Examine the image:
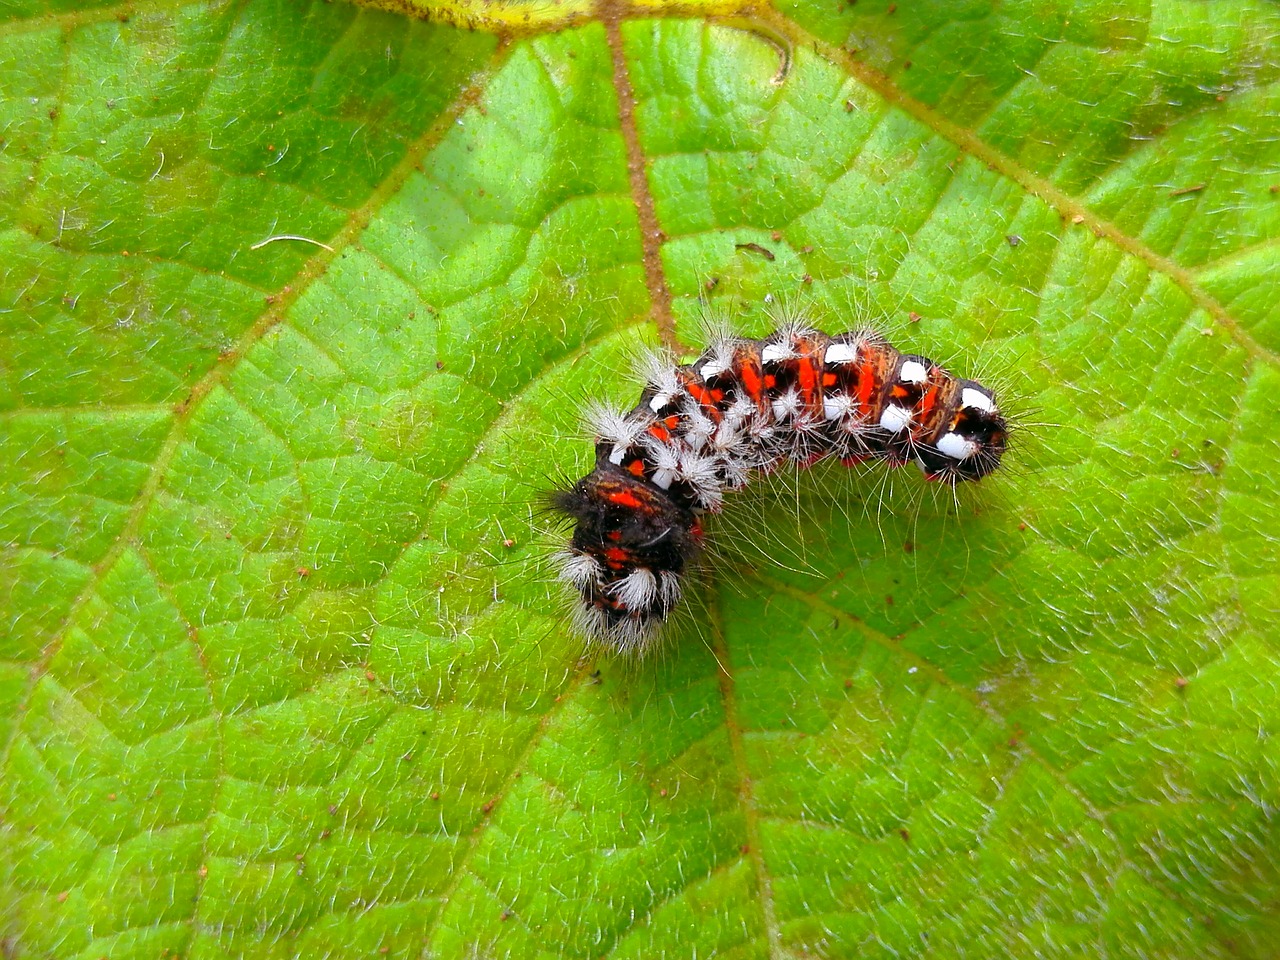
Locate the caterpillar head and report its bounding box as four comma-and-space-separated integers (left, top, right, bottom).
917, 380, 1009, 484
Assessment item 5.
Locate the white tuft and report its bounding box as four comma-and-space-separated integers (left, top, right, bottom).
657, 571, 682, 606
645, 436, 680, 490
555, 550, 602, 589
635, 347, 682, 413
936, 432, 977, 460
880, 404, 913, 433
610, 567, 659, 609
585, 401, 647, 466
962, 387, 996, 413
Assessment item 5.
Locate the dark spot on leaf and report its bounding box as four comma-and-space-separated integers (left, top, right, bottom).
735, 242, 775, 261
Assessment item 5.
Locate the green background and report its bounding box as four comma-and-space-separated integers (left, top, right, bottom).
2, 0, 1278, 956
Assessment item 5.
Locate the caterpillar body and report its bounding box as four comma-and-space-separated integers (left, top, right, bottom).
551, 319, 1010, 654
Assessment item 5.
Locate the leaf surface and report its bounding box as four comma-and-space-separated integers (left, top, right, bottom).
2, 0, 1278, 957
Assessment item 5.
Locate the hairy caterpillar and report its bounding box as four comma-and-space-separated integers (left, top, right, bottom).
550, 315, 1010, 654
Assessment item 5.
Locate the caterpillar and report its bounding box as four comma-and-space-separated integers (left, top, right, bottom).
550, 316, 1010, 654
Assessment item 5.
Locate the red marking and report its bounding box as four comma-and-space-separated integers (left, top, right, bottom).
891, 384, 910, 400
739, 363, 764, 402
607, 489, 643, 509
915, 382, 940, 436
604, 547, 630, 568
663, 415, 680, 430
607, 530, 622, 541
797, 355, 818, 408
627, 459, 646, 477
822, 372, 837, 387
647, 423, 670, 442
686, 381, 723, 421
691, 519, 705, 541
855, 358, 877, 413
763, 374, 777, 389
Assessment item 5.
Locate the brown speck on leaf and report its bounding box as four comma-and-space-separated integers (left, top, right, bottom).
435, 360, 444, 370
501, 910, 514, 921
1171, 447, 1181, 459
903, 60, 912, 69
477, 188, 485, 196
740, 844, 751, 854
1175, 676, 1190, 689
430, 791, 440, 800
903, 540, 914, 554
319, 828, 331, 839
198, 864, 208, 877
844, 99, 855, 112
802, 273, 813, 285
771, 230, 783, 242
1071, 213, 1085, 224
296, 566, 311, 578
735, 242, 775, 261
107, 793, 117, 801
898, 828, 911, 843
844, 678, 853, 689
705, 277, 720, 291
885, 594, 894, 606
328, 804, 338, 815
659, 788, 668, 797
908, 312, 921, 323
57, 891, 69, 903
801, 245, 814, 254
1018, 521, 1028, 531
503, 538, 516, 549
482, 799, 497, 814
263, 294, 277, 305
1006, 234, 1022, 247
1169, 183, 1205, 197
887, 2, 896, 12
365, 669, 377, 682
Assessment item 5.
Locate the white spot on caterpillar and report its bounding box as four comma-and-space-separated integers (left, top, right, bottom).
880, 405, 912, 433
962, 387, 996, 413
936, 432, 977, 460
899, 360, 928, 384
701, 359, 729, 379
824, 343, 858, 365
823, 394, 856, 421
761, 342, 791, 364
771, 388, 802, 421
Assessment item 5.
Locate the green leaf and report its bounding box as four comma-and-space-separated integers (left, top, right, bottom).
2, 0, 1278, 956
